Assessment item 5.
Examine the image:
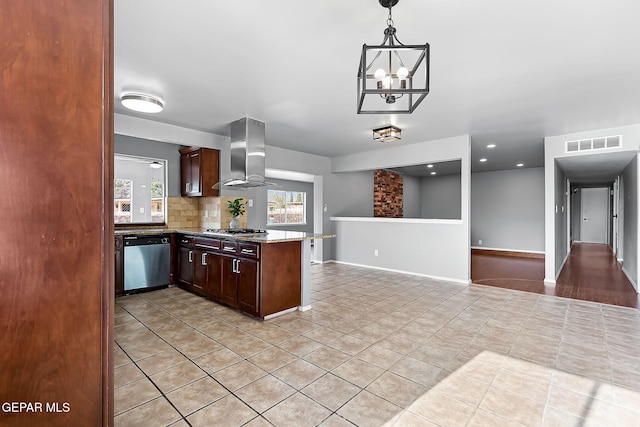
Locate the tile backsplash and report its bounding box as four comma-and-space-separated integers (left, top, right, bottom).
166, 196, 248, 230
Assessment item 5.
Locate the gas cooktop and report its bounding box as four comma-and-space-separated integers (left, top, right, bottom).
204, 228, 268, 236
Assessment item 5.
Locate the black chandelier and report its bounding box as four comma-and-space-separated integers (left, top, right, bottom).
357, 0, 430, 114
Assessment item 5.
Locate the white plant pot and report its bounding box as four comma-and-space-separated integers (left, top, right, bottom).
229, 217, 240, 229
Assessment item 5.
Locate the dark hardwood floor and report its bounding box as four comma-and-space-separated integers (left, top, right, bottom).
471, 243, 639, 309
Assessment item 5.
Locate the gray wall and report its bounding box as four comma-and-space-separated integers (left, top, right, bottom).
421, 174, 462, 220
622, 155, 638, 288
571, 188, 582, 242
324, 170, 374, 259
402, 175, 422, 218
115, 134, 182, 197
471, 168, 545, 252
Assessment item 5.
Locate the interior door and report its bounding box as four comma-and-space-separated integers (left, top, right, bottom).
581, 187, 609, 244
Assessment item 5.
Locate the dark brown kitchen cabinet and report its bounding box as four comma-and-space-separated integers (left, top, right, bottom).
220, 242, 260, 316
236, 258, 260, 316
115, 235, 124, 296
179, 146, 220, 197
177, 236, 224, 299
174, 234, 301, 319
194, 238, 222, 299
220, 256, 239, 308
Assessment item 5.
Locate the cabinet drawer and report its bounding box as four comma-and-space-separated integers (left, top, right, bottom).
221, 241, 238, 254
238, 243, 260, 259
195, 238, 221, 251
179, 236, 194, 246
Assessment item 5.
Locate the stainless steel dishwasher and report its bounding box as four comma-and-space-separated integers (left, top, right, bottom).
123, 235, 171, 293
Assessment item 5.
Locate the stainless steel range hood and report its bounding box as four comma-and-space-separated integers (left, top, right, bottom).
214, 117, 276, 189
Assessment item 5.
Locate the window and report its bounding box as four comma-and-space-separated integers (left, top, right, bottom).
267, 190, 306, 225
114, 155, 167, 224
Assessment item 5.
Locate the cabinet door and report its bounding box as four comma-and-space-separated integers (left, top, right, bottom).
206, 252, 222, 300
177, 246, 194, 286
180, 153, 191, 196
188, 151, 201, 195
192, 249, 207, 293
114, 236, 124, 296
220, 256, 238, 307
237, 258, 259, 316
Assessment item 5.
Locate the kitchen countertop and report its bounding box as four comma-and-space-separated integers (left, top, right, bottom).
115, 228, 335, 243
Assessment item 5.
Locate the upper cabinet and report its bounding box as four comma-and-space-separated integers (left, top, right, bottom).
180, 146, 220, 197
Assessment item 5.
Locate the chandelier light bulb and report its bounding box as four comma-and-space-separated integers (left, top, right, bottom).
383, 75, 393, 89
397, 67, 409, 80
374, 68, 386, 82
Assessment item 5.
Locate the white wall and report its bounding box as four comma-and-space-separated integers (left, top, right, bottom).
544, 124, 640, 283
621, 155, 638, 290
328, 134, 471, 283
471, 168, 544, 252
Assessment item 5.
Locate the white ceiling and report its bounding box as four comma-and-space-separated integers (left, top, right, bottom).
114, 0, 640, 174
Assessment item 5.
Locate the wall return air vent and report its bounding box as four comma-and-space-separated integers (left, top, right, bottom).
566, 135, 621, 153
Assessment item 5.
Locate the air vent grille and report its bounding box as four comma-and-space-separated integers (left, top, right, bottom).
566, 135, 622, 153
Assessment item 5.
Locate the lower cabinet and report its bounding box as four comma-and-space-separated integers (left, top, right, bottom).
175, 234, 300, 319
235, 257, 260, 316
177, 245, 194, 287
220, 244, 260, 316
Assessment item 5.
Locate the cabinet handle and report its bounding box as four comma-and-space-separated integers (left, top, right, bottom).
188, 250, 193, 263
223, 246, 235, 252
202, 253, 207, 266
236, 259, 240, 274
241, 249, 254, 254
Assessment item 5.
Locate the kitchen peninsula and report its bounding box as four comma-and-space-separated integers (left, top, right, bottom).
116, 228, 335, 319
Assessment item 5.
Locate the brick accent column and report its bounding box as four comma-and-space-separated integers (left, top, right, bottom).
374, 169, 403, 218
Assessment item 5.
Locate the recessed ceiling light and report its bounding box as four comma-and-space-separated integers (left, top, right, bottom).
486, 144, 496, 148
516, 163, 524, 167
427, 164, 434, 168
121, 93, 164, 113
430, 171, 436, 175
479, 158, 487, 162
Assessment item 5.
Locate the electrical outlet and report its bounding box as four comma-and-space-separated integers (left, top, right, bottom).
478, 239, 483, 245
374, 249, 379, 256
204, 210, 209, 217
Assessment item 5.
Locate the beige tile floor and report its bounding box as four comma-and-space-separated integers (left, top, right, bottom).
115, 263, 640, 427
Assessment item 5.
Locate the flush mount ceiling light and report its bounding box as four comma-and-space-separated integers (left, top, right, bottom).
149, 161, 163, 169
121, 93, 164, 113
357, 0, 430, 114
373, 125, 402, 143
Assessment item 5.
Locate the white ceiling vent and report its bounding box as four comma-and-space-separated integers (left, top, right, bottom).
566, 135, 622, 153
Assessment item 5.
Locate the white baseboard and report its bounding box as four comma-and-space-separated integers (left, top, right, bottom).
263, 307, 298, 320
470, 246, 544, 254
298, 305, 312, 312
330, 260, 470, 285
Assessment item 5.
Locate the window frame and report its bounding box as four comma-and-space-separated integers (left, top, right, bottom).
114, 154, 167, 227
267, 189, 307, 226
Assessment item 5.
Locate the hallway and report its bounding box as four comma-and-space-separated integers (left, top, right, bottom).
471, 244, 639, 309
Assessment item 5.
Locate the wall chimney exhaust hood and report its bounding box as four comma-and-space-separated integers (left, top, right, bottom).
213, 117, 276, 189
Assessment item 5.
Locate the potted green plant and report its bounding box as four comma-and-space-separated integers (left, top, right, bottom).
227, 197, 246, 229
